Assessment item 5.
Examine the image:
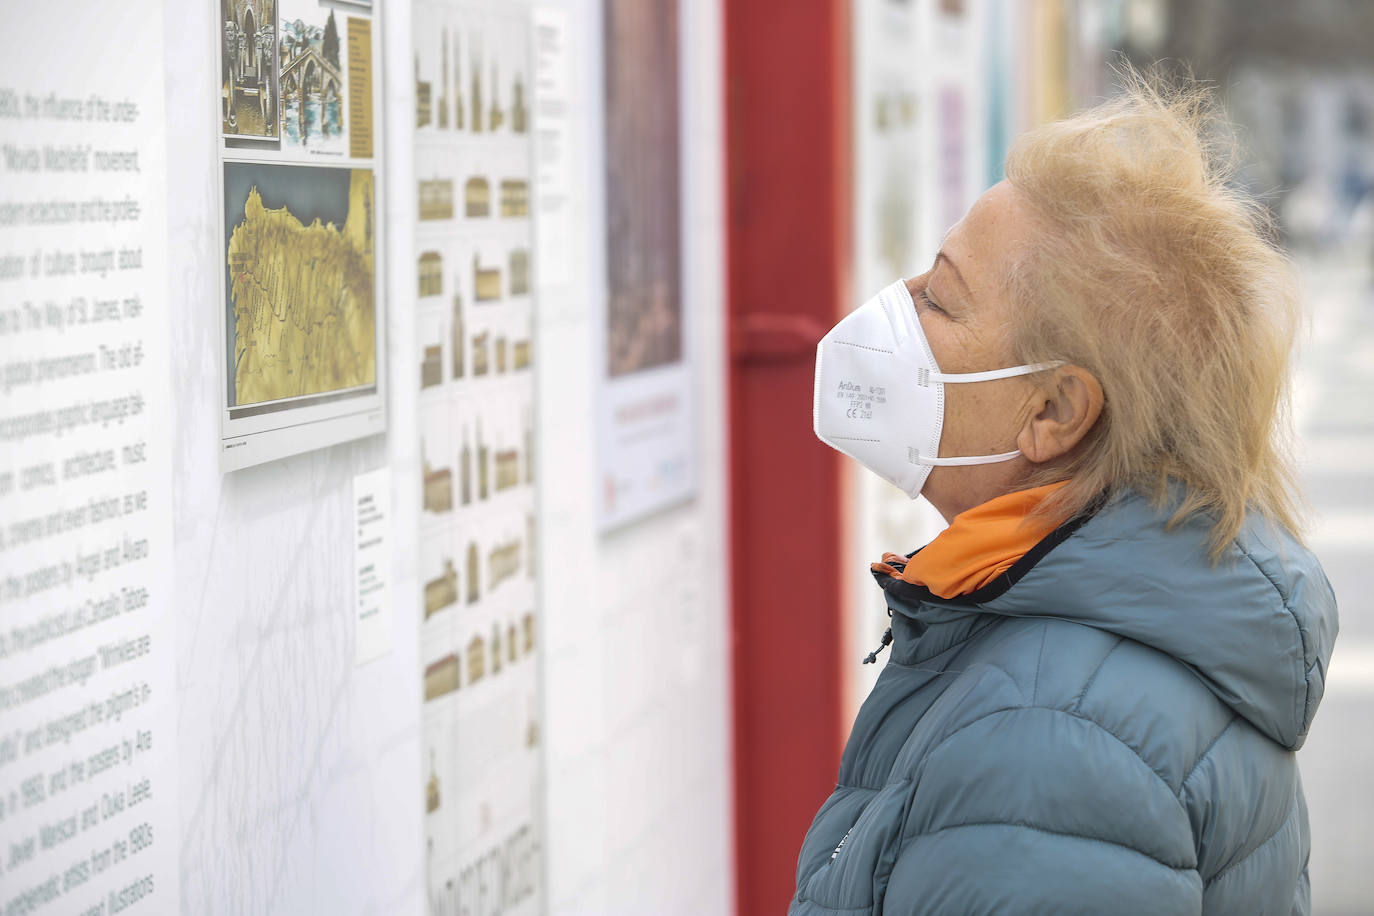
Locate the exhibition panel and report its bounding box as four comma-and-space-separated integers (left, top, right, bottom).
2, 0, 730, 912
0, 2, 1178, 914
412, 1, 542, 909
0, 4, 178, 912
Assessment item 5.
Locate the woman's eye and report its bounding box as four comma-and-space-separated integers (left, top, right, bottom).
918, 290, 943, 314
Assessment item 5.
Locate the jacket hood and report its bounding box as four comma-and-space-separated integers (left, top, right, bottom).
876, 490, 1339, 750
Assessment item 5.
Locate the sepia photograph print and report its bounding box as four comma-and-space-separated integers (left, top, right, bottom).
603, 0, 682, 377
221, 0, 280, 139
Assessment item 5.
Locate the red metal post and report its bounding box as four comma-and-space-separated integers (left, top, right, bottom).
725, 1, 851, 913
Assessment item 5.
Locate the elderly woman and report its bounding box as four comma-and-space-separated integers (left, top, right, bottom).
795, 77, 1339, 915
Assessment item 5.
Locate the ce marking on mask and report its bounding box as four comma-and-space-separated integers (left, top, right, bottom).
837, 380, 886, 420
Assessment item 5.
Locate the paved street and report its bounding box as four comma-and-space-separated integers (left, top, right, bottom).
1291, 249, 1374, 915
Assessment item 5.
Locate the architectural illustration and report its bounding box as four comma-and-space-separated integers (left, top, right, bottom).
509, 249, 529, 295
473, 253, 501, 301
419, 179, 454, 220
426, 750, 441, 812
424, 654, 460, 700
465, 176, 490, 217
477, 421, 489, 499
489, 62, 504, 132
511, 72, 528, 134
422, 448, 452, 513
222, 0, 279, 138
500, 179, 528, 218
452, 30, 464, 129
495, 445, 519, 492
466, 541, 479, 604
459, 427, 472, 505
421, 340, 443, 388
470, 33, 483, 133
279, 5, 347, 151
472, 330, 489, 376
415, 55, 431, 127
451, 292, 465, 378
424, 559, 458, 618
488, 537, 520, 591
419, 251, 443, 296
466, 633, 485, 684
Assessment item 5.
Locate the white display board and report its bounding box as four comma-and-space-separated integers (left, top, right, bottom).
215, 0, 389, 471
0, 1, 179, 910
167, 0, 421, 909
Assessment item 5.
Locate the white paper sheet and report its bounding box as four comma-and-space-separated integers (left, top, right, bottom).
354, 466, 395, 666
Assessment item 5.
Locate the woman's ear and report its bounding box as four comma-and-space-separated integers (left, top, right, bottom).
1017, 366, 1104, 464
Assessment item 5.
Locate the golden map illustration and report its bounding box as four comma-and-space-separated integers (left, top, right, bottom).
228, 170, 376, 406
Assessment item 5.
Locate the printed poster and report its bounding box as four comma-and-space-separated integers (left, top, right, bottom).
596, 0, 696, 530
412, 2, 542, 912
214, 0, 386, 470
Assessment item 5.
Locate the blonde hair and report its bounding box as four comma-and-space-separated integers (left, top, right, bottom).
1002, 67, 1305, 557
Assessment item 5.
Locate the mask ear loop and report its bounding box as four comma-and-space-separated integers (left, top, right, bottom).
918, 362, 1062, 386
909, 362, 1061, 466
909, 448, 1023, 466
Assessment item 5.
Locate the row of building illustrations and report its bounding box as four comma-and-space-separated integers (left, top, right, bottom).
421, 309, 532, 391
415, 27, 529, 135
419, 249, 530, 303
421, 514, 534, 622
418, 177, 530, 221
423, 611, 537, 702
421, 414, 533, 512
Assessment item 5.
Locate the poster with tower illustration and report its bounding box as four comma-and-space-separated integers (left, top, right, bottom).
277, 0, 359, 155
413, 2, 540, 913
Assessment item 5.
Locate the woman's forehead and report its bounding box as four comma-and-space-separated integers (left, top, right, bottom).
939, 183, 1032, 299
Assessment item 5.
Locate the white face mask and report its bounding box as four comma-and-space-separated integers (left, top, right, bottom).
813, 278, 1059, 498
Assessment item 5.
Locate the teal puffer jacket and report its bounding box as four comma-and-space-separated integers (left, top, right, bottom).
790, 491, 1338, 916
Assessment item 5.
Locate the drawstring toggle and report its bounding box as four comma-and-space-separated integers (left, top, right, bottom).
862, 627, 893, 665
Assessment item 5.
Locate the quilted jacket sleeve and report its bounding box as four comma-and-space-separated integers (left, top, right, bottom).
882, 706, 1204, 916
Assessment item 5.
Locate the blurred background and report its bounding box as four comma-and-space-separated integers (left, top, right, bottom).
741, 1, 1374, 913
1, 0, 1369, 914
1134, 3, 1374, 913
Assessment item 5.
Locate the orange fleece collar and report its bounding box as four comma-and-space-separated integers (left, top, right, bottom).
874, 481, 1071, 599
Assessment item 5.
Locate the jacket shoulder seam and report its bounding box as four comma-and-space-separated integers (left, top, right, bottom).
1032, 622, 1048, 704
1231, 540, 1308, 740
908, 820, 1197, 873
1179, 714, 1239, 798
1202, 789, 1299, 888
1070, 635, 1125, 714
918, 704, 1183, 804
